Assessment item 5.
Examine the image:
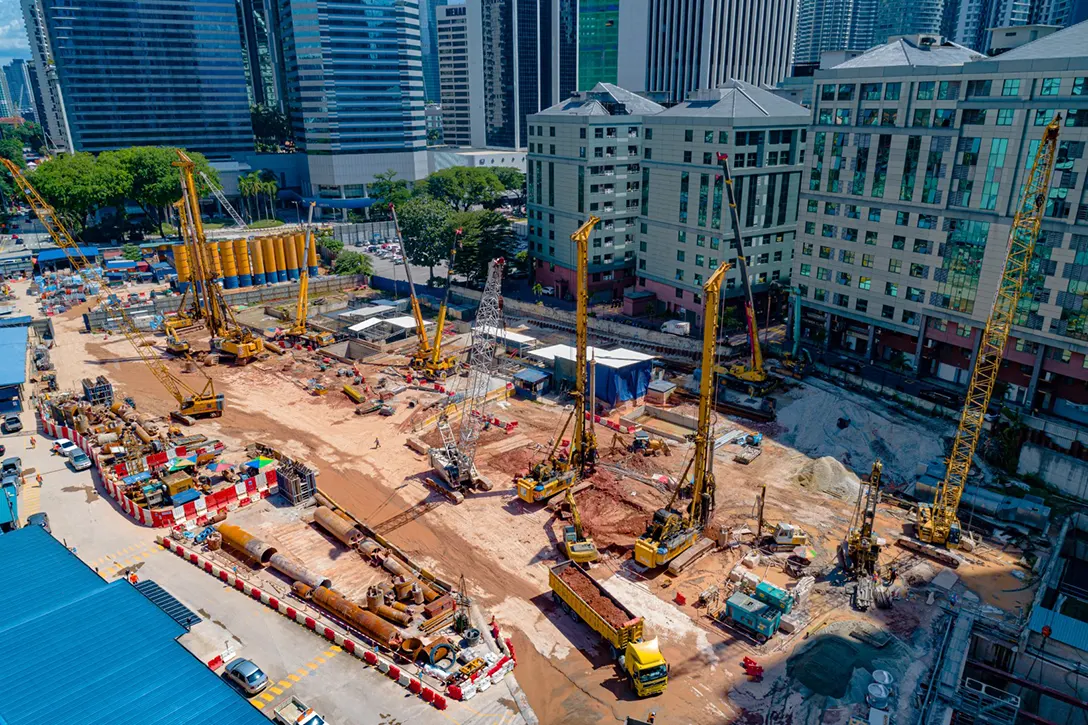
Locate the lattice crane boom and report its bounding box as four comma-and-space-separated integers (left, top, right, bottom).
918, 116, 1062, 547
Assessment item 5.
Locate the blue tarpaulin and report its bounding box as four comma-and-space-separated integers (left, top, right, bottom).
36, 246, 99, 265
122, 471, 153, 486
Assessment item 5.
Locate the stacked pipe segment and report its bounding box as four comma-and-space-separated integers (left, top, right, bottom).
283, 233, 300, 281
217, 524, 277, 564
173, 244, 191, 293
272, 236, 287, 282
249, 238, 266, 285
292, 583, 400, 647
293, 233, 306, 281
307, 231, 318, 276
207, 241, 223, 279
233, 238, 252, 287
219, 240, 238, 289
261, 236, 279, 282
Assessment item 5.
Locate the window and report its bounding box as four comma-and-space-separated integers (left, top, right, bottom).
881, 110, 898, 126
917, 214, 937, 230
684, 129, 693, 142
917, 81, 935, 100
840, 250, 855, 264
902, 310, 919, 325
818, 109, 833, 125
577, 128, 585, 139
966, 80, 991, 97
937, 81, 959, 100
833, 293, 850, 308
881, 82, 900, 101
892, 235, 906, 250
997, 109, 1014, 126
703, 130, 714, 143
862, 83, 882, 100
594, 128, 604, 138
817, 267, 831, 281
695, 254, 704, 266
644, 148, 652, 159
819, 245, 832, 259
859, 276, 871, 290
912, 109, 931, 127
805, 221, 816, 234
868, 208, 881, 222
856, 299, 868, 313
838, 84, 855, 101
802, 242, 813, 256
683, 150, 692, 163
1075, 78, 1087, 96
896, 211, 909, 226
835, 109, 851, 125
846, 204, 860, 219
888, 259, 902, 273
957, 323, 972, 338
1041, 77, 1061, 96
1002, 78, 1020, 96
719, 131, 729, 143
860, 109, 879, 126
865, 231, 878, 245
909, 263, 929, 279
862, 254, 874, 268
822, 224, 836, 238
807, 199, 818, 213
934, 109, 955, 127
703, 152, 713, 165
821, 84, 836, 101
885, 282, 898, 297
1034, 109, 1052, 126
962, 109, 987, 125
906, 286, 924, 302
842, 228, 858, 242
913, 239, 931, 254
825, 202, 839, 216
645, 128, 653, 140
675, 269, 684, 281
814, 288, 827, 302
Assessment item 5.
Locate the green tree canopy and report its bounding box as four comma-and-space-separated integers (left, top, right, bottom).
421, 167, 503, 211
370, 170, 411, 215
319, 234, 344, 256
0, 137, 25, 169
121, 243, 143, 261
492, 167, 525, 193
448, 209, 514, 283
332, 250, 374, 276
397, 195, 454, 280
251, 105, 293, 152
29, 152, 131, 232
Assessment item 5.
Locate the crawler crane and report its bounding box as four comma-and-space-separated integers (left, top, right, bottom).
715, 154, 776, 394
1, 158, 224, 420
634, 261, 733, 567
284, 202, 335, 347
516, 216, 600, 503
917, 117, 1062, 549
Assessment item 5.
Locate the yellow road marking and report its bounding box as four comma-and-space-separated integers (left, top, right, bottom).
270, 687, 282, 696
296, 669, 309, 677
329, 645, 341, 652
306, 662, 319, 670
251, 701, 264, 710
260, 692, 275, 702
288, 674, 300, 682
278, 680, 292, 689
322, 650, 335, 658
314, 656, 326, 664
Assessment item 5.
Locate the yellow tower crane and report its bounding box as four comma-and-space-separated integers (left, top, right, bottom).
917, 116, 1062, 549
1, 158, 224, 420
516, 216, 600, 503
284, 202, 335, 347
174, 150, 264, 363
634, 261, 732, 568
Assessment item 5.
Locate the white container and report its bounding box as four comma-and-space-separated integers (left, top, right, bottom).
873, 670, 894, 687
867, 683, 889, 709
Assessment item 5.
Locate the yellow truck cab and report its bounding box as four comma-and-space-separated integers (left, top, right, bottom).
622, 639, 669, 696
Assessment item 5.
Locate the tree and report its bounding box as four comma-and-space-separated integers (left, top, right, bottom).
251, 105, 293, 152
422, 167, 504, 211
369, 170, 411, 217
397, 196, 453, 280
0, 137, 25, 169
121, 244, 143, 261
319, 234, 344, 256
114, 146, 219, 236
448, 209, 514, 283
492, 166, 525, 206
332, 250, 374, 276
29, 152, 131, 232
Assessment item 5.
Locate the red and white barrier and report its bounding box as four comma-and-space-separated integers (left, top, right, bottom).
39, 411, 278, 529
157, 536, 449, 710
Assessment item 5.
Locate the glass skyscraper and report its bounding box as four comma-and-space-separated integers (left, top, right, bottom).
29, 0, 253, 155
578, 0, 619, 88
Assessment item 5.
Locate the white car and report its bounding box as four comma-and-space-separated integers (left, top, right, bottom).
53, 438, 81, 458
539, 286, 555, 296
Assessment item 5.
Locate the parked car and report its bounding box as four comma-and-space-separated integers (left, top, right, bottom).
918, 388, 962, 409
53, 438, 81, 457
539, 286, 555, 296
1, 415, 21, 433
69, 451, 92, 471
224, 658, 269, 696
1, 457, 20, 477
26, 512, 50, 533
832, 359, 861, 375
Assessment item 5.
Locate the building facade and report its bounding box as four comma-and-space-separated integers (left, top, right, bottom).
873, 0, 951, 45
578, 0, 619, 88
617, 0, 800, 105
437, 3, 485, 147
20, 0, 252, 155
792, 25, 1088, 418
794, 0, 876, 66
278, 0, 429, 193
237, 0, 286, 109
3, 60, 37, 122
527, 81, 809, 315
419, 0, 449, 103
21, 0, 71, 152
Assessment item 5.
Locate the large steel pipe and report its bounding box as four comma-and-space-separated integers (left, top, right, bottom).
269, 553, 332, 589
217, 524, 277, 565
293, 583, 401, 648
380, 555, 440, 602
314, 506, 363, 546
366, 586, 412, 626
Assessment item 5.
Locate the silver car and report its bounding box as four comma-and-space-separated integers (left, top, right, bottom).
224, 658, 269, 696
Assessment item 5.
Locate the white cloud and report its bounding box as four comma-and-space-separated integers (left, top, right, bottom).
0, 19, 30, 52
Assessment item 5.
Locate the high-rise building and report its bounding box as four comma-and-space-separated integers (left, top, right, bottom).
0, 74, 13, 118
792, 24, 1088, 416
578, 0, 619, 88
420, 0, 450, 103
617, 0, 800, 105
3, 60, 38, 122
437, 3, 485, 147
793, 0, 876, 66
20, 0, 252, 155
278, 0, 428, 192
873, 0, 949, 44
237, 0, 285, 109
21, 0, 71, 152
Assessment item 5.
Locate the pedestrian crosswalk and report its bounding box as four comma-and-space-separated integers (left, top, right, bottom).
88, 541, 164, 577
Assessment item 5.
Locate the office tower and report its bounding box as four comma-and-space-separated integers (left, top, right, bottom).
3, 61, 38, 123
437, 3, 485, 147
578, 0, 619, 88
953, 0, 1044, 51
873, 0, 948, 44
617, 0, 800, 105
794, 0, 876, 66
279, 0, 428, 191
420, 0, 450, 103
792, 24, 1088, 415
0, 75, 13, 118
20, 0, 252, 155
21, 0, 71, 152
237, 0, 285, 109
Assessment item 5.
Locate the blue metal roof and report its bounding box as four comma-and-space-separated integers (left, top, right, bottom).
0, 527, 267, 725
0, 326, 27, 387
0, 315, 32, 329
36, 246, 99, 264
513, 368, 550, 384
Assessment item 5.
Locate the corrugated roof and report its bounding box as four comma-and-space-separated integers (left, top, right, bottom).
1028, 605, 1088, 652
0, 526, 266, 725
0, 325, 27, 387
658, 80, 810, 121
832, 37, 983, 69
35, 246, 99, 264
994, 19, 1088, 60
513, 368, 550, 383
479, 325, 536, 345
528, 344, 654, 369
537, 83, 665, 117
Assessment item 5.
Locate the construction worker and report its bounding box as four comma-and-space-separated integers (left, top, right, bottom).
28, 435, 35, 449
35, 473, 42, 486
374, 438, 381, 449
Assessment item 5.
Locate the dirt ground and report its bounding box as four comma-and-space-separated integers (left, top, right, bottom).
42, 284, 1041, 725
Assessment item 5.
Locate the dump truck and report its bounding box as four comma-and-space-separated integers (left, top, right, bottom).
549, 560, 668, 696
273, 697, 326, 725
721, 591, 781, 642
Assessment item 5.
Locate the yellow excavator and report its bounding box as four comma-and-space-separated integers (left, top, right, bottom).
917, 117, 1062, 550
516, 216, 600, 503
283, 202, 335, 347
1, 158, 224, 420
389, 205, 459, 378
560, 487, 599, 563
714, 153, 776, 395
174, 151, 264, 363
634, 261, 732, 568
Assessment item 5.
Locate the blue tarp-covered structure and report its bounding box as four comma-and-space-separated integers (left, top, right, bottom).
528, 344, 654, 407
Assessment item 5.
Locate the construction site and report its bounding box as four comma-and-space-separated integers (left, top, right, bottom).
6, 124, 1088, 725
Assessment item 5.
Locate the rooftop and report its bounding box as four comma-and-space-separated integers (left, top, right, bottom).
537, 83, 665, 118
528, 344, 654, 369
36, 246, 99, 265
0, 526, 266, 725
658, 80, 810, 122
831, 35, 983, 70
0, 325, 27, 387
993, 19, 1088, 61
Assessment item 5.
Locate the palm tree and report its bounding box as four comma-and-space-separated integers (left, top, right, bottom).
238, 172, 258, 221
259, 170, 280, 220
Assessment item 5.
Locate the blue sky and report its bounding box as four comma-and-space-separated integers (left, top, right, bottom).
0, 3, 29, 67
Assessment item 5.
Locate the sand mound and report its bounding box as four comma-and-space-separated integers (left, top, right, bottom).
793, 456, 861, 500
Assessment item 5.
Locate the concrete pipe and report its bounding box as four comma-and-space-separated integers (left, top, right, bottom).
272, 236, 288, 282
269, 553, 332, 589
314, 506, 363, 547
366, 586, 382, 611
173, 244, 191, 283
411, 584, 425, 605
283, 233, 300, 281
394, 580, 413, 601
248, 238, 266, 285
293, 583, 401, 648
233, 238, 252, 287
217, 524, 278, 565
133, 424, 153, 444
381, 556, 440, 602
358, 538, 382, 556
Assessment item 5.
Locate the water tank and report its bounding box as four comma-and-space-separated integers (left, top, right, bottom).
233, 238, 252, 287
867, 683, 889, 709
283, 232, 300, 281
271, 236, 287, 282
306, 231, 319, 276
249, 238, 266, 285
219, 240, 238, 289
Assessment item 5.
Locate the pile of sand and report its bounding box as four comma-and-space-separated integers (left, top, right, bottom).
792, 456, 861, 500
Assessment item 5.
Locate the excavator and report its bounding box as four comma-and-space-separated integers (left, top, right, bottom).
174, 150, 264, 364
843, 460, 884, 609
390, 205, 459, 379
560, 486, 599, 563
634, 261, 732, 568
714, 154, 777, 395
1, 158, 224, 421
917, 116, 1062, 551
516, 216, 600, 503
283, 202, 335, 347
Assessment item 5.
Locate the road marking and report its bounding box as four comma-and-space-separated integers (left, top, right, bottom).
329, 644, 341, 652
270, 687, 282, 696
322, 650, 335, 658
251, 700, 264, 710
314, 656, 326, 664
288, 674, 300, 682
278, 680, 292, 689
260, 692, 275, 702
296, 668, 309, 677
306, 662, 319, 670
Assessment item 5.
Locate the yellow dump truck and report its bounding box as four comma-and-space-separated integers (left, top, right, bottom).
548, 560, 668, 696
